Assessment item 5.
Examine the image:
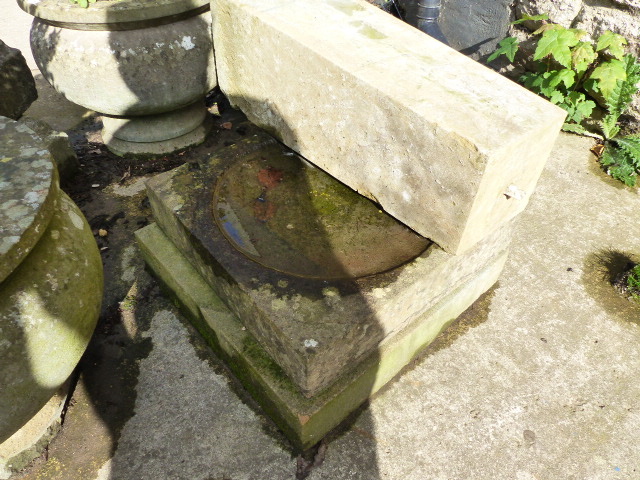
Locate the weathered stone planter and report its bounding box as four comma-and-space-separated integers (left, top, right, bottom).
16, 0, 217, 156
0, 116, 103, 475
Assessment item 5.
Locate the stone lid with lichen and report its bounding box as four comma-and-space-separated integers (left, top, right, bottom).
16, 0, 209, 26
0, 116, 59, 283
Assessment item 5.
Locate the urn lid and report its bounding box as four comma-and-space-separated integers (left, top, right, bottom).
0, 116, 58, 283
16, 0, 210, 28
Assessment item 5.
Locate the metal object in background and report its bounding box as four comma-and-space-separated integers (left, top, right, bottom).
416, 0, 449, 44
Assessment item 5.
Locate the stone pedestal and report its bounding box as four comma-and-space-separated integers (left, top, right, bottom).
17, 0, 217, 156
0, 116, 103, 469
137, 0, 563, 449
137, 127, 511, 448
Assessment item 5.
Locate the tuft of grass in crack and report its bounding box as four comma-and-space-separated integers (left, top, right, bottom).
489, 14, 640, 186
627, 264, 640, 302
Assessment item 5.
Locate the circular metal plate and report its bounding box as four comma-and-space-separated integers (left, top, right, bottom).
212, 147, 430, 280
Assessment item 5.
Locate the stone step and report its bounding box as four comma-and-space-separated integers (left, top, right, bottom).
211, 0, 566, 254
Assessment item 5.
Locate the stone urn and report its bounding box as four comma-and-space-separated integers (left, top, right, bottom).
0, 116, 103, 475
16, 0, 217, 156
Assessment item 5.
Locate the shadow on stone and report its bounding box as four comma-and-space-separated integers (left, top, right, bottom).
137, 109, 385, 478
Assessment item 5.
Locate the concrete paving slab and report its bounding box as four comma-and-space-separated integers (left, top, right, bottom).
307, 133, 640, 479
93, 309, 295, 480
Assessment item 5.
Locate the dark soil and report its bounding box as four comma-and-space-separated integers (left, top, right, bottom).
64, 92, 240, 208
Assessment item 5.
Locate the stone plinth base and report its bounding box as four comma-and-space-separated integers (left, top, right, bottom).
137, 127, 511, 448
145, 128, 512, 397
136, 222, 507, 449
101, 102, 213, 157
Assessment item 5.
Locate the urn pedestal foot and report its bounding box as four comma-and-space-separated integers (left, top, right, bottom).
101, 101, 212, 156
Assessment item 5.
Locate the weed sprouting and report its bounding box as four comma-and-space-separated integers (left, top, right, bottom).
489, 14, 640, 186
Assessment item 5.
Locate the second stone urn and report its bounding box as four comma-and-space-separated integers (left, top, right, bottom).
17, 0, 218, 156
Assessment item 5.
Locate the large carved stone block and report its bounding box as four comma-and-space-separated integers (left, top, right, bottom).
212, 0, 566, 254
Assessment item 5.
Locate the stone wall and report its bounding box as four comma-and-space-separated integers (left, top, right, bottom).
516, 0, 640, 57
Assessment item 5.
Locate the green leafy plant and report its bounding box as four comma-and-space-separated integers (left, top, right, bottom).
489, 14, 640, 186
626, 264, 640, 301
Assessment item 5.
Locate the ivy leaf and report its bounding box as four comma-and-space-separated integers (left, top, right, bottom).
561, 91, 596, 123
534, 29, 581, 68
596, 31, 627, 60
512, 13, 549, 25
533, 23, 563, 35
520, 72, 538, 88
590, 59, 627, 101
573, 96, 596, 119
527, 73, 549, 94
569, 29, 588, 40
520, 70, 574, 101
549, 90, 566, 104
584, 78, 599, 93
548, 69, 576, 89
487, 37, 520, 63
572, 42, 598, 75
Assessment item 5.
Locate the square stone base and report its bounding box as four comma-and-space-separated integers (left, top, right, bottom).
136, 223, 508, 449
144, 128, 512, 397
